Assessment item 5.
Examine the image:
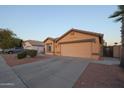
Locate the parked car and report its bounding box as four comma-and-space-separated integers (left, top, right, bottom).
3, 47, 24, 54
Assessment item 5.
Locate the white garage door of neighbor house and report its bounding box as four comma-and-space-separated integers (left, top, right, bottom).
61, 42, 92, 58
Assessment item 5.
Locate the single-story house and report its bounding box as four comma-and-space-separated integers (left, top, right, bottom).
44, 28, 104, 60
22, 40, 44, 54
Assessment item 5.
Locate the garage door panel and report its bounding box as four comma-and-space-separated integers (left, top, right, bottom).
61, 42, 91, 58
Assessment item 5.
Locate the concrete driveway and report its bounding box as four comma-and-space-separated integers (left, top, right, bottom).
12, 56, 90, 88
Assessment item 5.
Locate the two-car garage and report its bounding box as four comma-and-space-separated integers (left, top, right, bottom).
60, 42, 92, 59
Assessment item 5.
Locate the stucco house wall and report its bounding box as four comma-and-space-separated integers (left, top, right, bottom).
23, 42, 32, 49
23, 40, 44, 54
56, 30, 102, 59
44, 28, 103, 60
44, 39, 55, 55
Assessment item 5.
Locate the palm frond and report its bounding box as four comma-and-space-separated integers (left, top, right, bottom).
115, 17, 123, 22
109, 11, 122, 18
118, 5, 124, 11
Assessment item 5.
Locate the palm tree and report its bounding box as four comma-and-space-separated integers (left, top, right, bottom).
109, 5, 124, 67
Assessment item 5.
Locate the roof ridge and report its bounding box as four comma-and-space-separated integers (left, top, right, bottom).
44, 28, 103, 43
71, 28, 103, 35
56, 28, 103, 42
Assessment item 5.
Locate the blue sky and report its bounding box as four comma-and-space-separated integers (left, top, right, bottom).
0, 5, 121, 45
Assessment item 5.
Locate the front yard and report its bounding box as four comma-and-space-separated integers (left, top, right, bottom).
2, 54, 50, 67
1, 54, 124, 88
74, 63, 124, 88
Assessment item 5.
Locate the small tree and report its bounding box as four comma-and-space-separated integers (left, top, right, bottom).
0, 28, 22, 49
12, 38, 23, 47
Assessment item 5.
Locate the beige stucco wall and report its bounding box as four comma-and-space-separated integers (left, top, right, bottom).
23, 42, 33, 49
54, 43, 61, 55
58, 31, 97, 43
23, 42, 44, 54
57, 31, 101, 59
44, 39, 55, 55
44, 31, 102, 60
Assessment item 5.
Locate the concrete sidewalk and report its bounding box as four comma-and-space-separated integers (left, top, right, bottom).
0, 56, 26, 88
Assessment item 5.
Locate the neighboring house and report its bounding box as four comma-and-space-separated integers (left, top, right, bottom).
22, 40, 44, 54
44, 28, 104, 60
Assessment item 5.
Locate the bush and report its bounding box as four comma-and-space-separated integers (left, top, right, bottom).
17, 51, 27, 59
26, 49, 37, 57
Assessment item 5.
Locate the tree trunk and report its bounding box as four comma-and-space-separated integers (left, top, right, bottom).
120, 16, 124, 67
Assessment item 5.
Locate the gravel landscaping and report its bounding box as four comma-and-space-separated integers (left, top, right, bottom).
73, 63, 124, 88
2, 54, 50, 67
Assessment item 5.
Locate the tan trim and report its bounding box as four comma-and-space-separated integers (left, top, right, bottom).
46, 43, 52, 45
59, 38, 96, 44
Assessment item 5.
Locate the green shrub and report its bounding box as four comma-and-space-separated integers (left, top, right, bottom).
17, 51, 27, 59
26, 49, 37, 57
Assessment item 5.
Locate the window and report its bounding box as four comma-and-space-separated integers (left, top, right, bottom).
47, 44, 52, 52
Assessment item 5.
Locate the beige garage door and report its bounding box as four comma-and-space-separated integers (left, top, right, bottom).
61, 42, 92, 58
